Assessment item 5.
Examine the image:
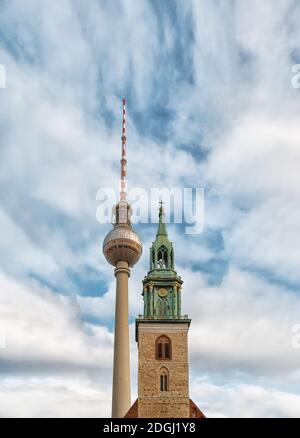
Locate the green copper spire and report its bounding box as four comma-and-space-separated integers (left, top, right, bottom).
156, 200, 168, 237
150, 202, 174, 271
141, 204, 185, 320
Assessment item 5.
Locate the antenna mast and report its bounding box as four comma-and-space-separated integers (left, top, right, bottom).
120, 98, 127, 201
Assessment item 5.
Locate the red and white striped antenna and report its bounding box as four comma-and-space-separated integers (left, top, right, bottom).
120, 98, 127, 201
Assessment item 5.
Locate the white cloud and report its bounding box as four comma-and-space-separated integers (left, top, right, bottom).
191, 377, 300, 418
183, 267, 300, 377
0, 271, 113, 367
0, 271, 113, 417
0, 376, 110, 418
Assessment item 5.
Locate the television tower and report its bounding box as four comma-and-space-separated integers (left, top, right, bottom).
103, 99, 142, 418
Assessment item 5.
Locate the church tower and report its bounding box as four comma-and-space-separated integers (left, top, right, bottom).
125, 204, 205, 418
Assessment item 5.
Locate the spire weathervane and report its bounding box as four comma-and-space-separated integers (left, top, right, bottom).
157, 200, 168, 237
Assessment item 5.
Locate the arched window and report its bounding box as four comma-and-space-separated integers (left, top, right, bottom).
159, 367, 169, 392
157, 246, 168, 269
156, 335, 171, 360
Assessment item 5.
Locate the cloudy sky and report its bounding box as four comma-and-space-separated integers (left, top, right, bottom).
1, 0, 300, 418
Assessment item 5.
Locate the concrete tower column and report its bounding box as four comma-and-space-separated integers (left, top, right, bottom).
112, 260, 131, 418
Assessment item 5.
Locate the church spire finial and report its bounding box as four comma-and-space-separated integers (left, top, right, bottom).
157, 200, 168, 237
120, 98, 127, 201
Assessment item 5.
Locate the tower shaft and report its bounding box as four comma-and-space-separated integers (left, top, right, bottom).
112, 260, 131, 418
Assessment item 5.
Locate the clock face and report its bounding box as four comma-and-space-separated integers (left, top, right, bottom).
158, 288, 168, 298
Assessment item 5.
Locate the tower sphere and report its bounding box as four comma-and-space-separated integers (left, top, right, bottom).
103, 224, 142, 267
